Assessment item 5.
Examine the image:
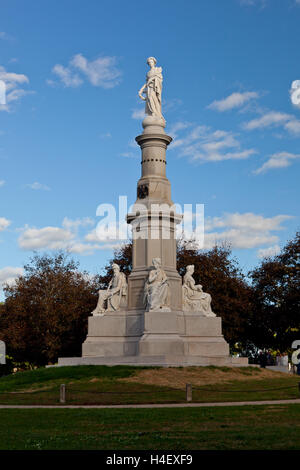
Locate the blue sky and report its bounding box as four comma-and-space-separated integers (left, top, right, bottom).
0, 0, 300, 292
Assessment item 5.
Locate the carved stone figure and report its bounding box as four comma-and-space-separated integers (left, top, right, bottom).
92, 263, 127, 315
182, 265, 216, 317
144, 258, 170, 311
138, 57, 164, 121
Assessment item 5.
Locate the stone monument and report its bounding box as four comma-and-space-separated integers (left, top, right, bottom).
58, 57, 248, 367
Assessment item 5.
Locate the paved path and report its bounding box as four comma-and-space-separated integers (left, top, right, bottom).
0, 399, 300, 409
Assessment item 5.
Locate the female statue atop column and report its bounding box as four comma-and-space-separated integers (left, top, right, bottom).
92, 263, 127, 315
144, 258, 170, 311
182, 265, 216, 317
138, 57, 165, 122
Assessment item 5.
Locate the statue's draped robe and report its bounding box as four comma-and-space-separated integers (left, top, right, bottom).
144, 267, 169, 311
182, 273, 214, 315
145, 67, 163, 119
93, 272, 127, 314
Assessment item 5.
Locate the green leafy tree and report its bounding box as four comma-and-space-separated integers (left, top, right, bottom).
0, 252, 99, 365
249, 232, 300, 352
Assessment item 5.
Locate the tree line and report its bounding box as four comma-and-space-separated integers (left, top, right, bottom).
0, 232, 299, 367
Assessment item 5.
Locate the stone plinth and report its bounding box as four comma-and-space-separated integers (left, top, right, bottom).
57, 309, 247, 367
139, 311, 184, 356
82, 311, 143, 357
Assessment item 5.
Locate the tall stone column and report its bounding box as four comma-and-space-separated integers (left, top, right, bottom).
127, 116, 182, 312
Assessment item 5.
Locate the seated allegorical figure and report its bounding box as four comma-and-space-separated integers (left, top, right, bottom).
92, 263, 127, 315
182, 265, 216, 317
144, 257, 170, 312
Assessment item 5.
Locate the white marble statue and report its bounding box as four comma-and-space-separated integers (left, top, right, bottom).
138, 57, 165, 121
182, 265, 216, 317
92, 263, 127, 315
144, 258, 170, 311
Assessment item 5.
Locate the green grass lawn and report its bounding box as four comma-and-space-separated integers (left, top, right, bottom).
0, 365, 299, 405
0, 405, 299, 450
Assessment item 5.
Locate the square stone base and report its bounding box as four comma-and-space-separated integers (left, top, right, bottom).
58, 309, 248, 367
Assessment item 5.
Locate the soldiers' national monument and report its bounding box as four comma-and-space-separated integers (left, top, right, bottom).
59, 57, 248, 367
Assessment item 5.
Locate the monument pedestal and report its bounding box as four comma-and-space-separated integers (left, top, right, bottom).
82, 311, 143, 357
58, 310, 248, 367
139, 311, 184, 356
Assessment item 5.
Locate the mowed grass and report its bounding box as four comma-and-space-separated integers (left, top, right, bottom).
0, 365, 299, 405
0, 405, 299, 450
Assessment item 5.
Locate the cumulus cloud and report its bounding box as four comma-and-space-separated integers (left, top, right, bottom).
243, 111, 291, 130
204, 212, 292, 249
0, 266, 24, 288
254, 151, 300, 174
62, 217, 94, 231
48, 54, 121, 89
49, 64, 83, 88
18, 226, 74, 250
208, 91, 259, 112
0, 217, 11, 231
17, 217, 121, 254
203, 212, 291, 250
168, 121, 192, 140
243, 110, 300, 136
0, 180, 5, 187
169, 123, 256, 163
0, 65, 32, 111
257, 245, 280, 259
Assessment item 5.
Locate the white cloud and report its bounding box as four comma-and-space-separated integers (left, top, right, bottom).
69, 241, 122, 254
0, 65, 32, 112
0, 32, 14, 41
49, 64, 83, 88
0, 180, 5, 187
17, 218, 121, 254
26, 182, 50, 191
131, 108, 145, 120
284, 120, 300, 135
170, 123, 256, 163
203, 212, 291, 250
0, 217, 11, 231
254, 151, 300, 174
168, 121, 192, 140
243, 111, 291, 130
99, 132, 111, 139
206, 212, 290, 232
49, 54, 121, 89
120, 152, 139, 158
208, 91, 259, 112
18, 226, 74, 250
0, 266, 24, 288
243, 110, 300, 136
257, 245, 280, 259
62, 217, 94, 231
